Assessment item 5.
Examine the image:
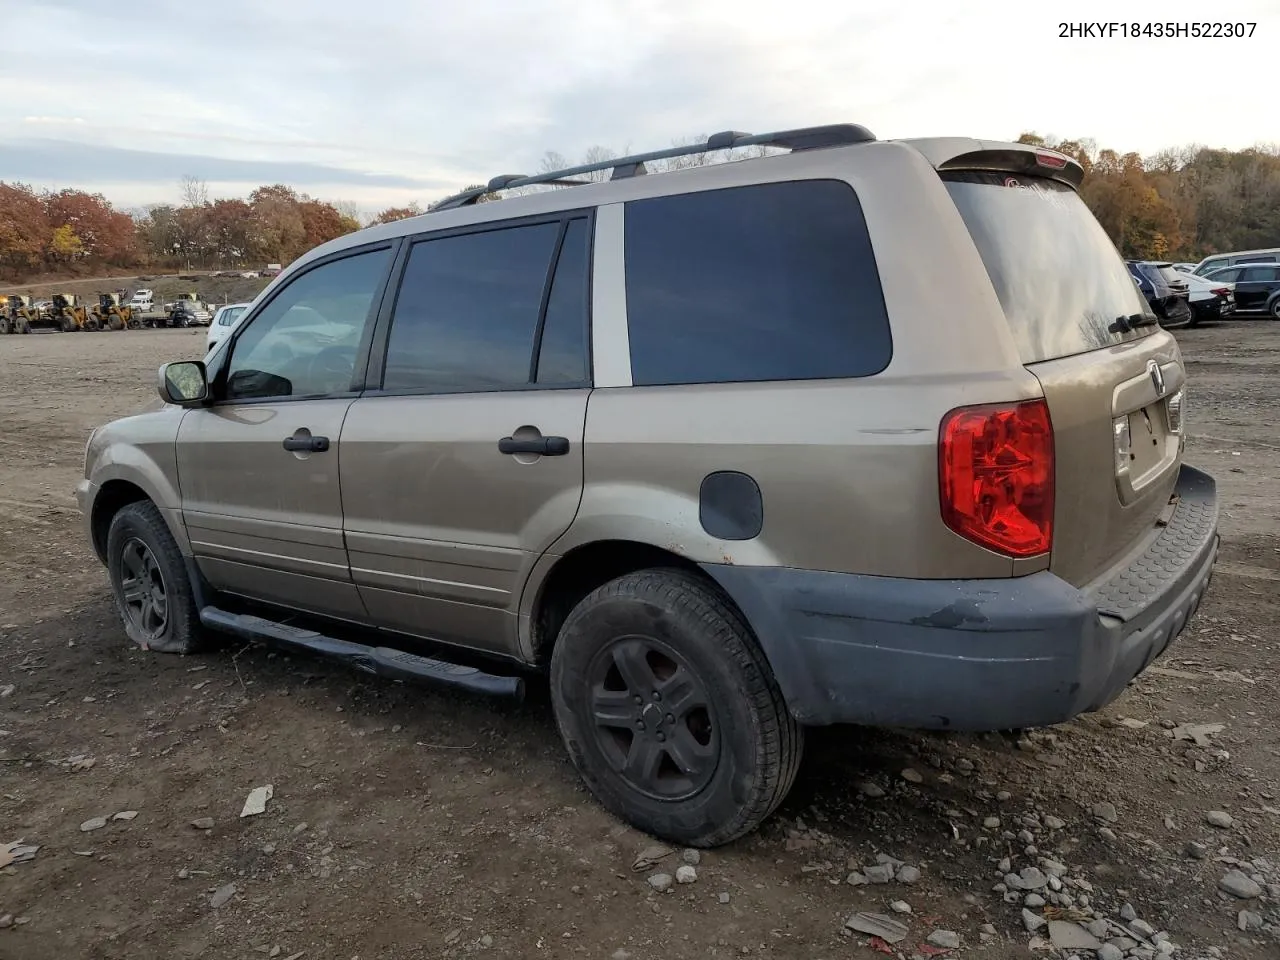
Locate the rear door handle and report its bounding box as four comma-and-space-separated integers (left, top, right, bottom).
498, 435, 569, 456
283, 431, 330, 453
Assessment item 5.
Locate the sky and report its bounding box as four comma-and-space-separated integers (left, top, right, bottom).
0, 0, 1275, 215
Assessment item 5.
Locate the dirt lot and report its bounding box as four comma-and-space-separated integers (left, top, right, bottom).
1, 322, 1277, 960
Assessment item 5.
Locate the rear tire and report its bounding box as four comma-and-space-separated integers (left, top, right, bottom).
1269, 298, 1280, 320
550, 568, 802, 847
106, 501, 204, 655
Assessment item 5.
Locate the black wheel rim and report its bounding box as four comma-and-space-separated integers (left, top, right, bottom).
586, 636, 720, 801
119, 538, 168, 640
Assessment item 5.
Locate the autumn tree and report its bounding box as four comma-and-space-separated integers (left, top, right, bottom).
0, 182, 50, 279
205, 198, 254, 264
372, 203, 423, 224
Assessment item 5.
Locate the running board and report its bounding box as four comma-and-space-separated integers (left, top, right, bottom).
198, 606, 525, 701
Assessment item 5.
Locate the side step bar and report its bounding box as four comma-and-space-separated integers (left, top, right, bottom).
199, 607, 525, 701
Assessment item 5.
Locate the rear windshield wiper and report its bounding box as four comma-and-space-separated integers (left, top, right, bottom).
1109, 313, 1159, 333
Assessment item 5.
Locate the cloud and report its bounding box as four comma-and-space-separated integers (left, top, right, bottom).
0, 139, 438, 191
0, 0, 1276, 213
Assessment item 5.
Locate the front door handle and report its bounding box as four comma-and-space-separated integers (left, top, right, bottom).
498, 435, 569, 456
283, 430, 330, 453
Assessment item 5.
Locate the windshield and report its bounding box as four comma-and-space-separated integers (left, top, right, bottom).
943, 172, 1155, 363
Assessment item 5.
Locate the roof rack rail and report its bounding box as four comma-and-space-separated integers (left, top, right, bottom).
430, 123, 875, 212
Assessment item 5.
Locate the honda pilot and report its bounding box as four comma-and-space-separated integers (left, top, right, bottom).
78, 126, 1219, 847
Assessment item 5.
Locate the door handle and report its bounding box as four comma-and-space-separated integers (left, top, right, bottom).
283, 431, 330, 453
498, 435, 570, 456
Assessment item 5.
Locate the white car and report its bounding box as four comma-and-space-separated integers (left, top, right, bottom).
1183, 271, 1236, 324
206, 302, 253, 354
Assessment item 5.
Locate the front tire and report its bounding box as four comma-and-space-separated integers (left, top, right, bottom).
1269, 298, 1280, 320
550, 569, 802, 847
106, 501, 204, 654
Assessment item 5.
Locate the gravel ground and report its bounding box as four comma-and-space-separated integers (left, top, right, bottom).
0, 321, 1277, 960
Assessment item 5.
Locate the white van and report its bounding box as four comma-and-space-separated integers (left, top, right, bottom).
1193, 247, 1280, 276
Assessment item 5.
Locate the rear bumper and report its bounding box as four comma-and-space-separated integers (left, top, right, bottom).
703, 464, 1218, 730
1191, 298, 1233, 320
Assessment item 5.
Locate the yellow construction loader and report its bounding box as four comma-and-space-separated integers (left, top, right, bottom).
89, 293, 137, 331
2, 294, 41, 334
48, 294, 91, 332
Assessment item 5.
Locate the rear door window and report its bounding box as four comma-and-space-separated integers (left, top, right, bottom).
623, 180, 891, 386
943, 172, 1155, 363
382, 217, 591, 393
1241, 265, 1280, 282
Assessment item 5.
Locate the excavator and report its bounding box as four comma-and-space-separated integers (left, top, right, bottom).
89, 293, 138, 331
1, 294, 42, 334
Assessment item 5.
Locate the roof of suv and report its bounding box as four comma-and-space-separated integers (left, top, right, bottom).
285, 127, 1083, 276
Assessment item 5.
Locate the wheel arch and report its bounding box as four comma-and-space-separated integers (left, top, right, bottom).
523, 539, 734, 665
90, 479, 154, 562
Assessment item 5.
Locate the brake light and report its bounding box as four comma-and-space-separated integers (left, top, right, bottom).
939, 400, 1054, 558
1212, 287, 1229, 296
1035, 151, 1068, 170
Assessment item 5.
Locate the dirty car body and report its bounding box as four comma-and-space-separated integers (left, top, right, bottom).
78, 126, 1218, 846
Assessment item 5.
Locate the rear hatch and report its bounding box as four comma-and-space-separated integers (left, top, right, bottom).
941, 167, 1185, 588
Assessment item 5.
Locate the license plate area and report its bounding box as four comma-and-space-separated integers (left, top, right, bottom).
1115, 400, 1180, 504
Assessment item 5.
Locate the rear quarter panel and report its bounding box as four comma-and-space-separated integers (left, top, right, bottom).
561, 141, 1049, 579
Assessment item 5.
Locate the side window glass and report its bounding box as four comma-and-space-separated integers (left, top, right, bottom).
1240, 267, 1266, 282
383, 222, 561, 393
536, 218, 591, 384
623, 180, 891, 386
225, 248, 390, 401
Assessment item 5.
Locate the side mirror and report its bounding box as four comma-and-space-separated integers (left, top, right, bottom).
158, 361, 209, 406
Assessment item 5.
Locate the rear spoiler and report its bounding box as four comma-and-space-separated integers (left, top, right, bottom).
898, 137, 1086, 190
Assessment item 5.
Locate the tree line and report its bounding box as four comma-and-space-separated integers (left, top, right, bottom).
3, 136, 1279, 283
1016, 133, 1280, 260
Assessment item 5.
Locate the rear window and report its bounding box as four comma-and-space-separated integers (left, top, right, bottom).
943, 172, 1154, 363
624, 180, 891, 386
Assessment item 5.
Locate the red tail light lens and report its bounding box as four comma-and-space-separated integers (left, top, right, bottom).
1035, 151, 1068, 169
939, 400, 1054, 558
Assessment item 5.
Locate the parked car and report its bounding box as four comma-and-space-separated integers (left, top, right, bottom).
1203, 263, 1280, 318
239, 271, 261, 279
78, 128, 1218, 847
168, 301, 211, 327
206, 302, 253, 354
1127, 260, 1193, 327
1182, 272, 1236, 324
1193, 247, 1280, 277
263, 263, 283, 277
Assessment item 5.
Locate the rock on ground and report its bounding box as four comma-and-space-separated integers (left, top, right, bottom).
1218, 869, 1263, 899
647, 873, 673, 892
927, 930, 961, 949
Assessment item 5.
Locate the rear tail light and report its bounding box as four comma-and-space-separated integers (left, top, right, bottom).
1212, 287, 1229, 296
939, 400, 1055, 558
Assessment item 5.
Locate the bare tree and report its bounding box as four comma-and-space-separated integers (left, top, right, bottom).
180, 175, 209, 208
